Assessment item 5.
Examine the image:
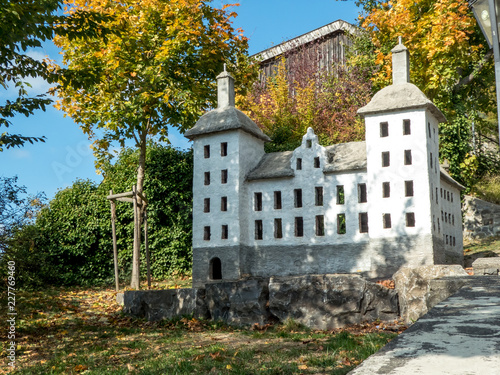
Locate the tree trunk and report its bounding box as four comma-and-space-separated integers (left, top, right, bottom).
130, 130, 148, 289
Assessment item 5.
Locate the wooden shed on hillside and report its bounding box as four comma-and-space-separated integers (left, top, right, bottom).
252, 19, 359, 81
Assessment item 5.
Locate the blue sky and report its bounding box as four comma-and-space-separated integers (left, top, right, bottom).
2, 0, 360, 200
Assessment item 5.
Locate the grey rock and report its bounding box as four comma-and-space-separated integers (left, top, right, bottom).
205, 278, 272, 326
268, 274, 398, 330
472, 257, 500, 276
123, 288, 208, 321
394, 265, 468, 323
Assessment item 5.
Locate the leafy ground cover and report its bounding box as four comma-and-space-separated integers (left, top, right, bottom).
1, 280, 403, 374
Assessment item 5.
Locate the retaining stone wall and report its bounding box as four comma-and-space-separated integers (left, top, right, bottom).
463, 196, 500, 240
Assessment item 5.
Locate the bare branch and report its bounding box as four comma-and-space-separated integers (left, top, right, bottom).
454, 50, 493, 93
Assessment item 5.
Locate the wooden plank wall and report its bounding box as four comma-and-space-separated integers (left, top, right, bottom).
258, 31, 352, 82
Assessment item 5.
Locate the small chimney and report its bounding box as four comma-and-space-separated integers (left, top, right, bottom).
391, 37, 410, 85
216, 64, 235, 108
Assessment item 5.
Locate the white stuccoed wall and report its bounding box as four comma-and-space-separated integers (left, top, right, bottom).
245, 129, 369, 247
365, 109, 432, 236
192, 130, 264, 249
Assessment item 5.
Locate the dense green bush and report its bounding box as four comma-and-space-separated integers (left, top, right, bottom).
2, 144, 193, 288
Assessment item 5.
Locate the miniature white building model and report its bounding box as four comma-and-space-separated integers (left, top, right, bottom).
185, 43, 464, 288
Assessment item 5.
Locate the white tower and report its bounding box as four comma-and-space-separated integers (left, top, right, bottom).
185, 67, 270, 287
358, 40, 447, 271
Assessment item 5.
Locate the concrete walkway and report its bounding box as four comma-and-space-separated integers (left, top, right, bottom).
350, 276, 500, 374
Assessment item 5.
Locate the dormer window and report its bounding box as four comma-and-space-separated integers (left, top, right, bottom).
306, 140, 312, 148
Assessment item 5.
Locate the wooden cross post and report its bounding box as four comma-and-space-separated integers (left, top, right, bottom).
109, 190, 120, 292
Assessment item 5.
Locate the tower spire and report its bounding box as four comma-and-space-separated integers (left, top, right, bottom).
391, 38, 410, 85
216, 65, 235, 108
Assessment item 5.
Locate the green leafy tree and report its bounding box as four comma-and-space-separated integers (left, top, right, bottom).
2, 144, 193, 289
0, 0, 110, 151
350, 0, 498, 188
54, 0, 252, 288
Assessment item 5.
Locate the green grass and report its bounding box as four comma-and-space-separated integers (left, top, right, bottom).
472, 175, 500, 205
0, 284, 399, 374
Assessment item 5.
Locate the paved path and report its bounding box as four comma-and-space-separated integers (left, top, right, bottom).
350, 276, 500, 374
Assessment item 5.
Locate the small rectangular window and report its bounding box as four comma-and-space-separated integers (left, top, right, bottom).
296, 158, 302, 170
221, 225, 228, 239
433, 215, 436, 231
403, 119, 411, 135
440, 188, 443, 198
315, 215, 325, 236
306, 139, 312, 148
452, 215, 455, 226
438, 218, 440, 233
382, 151, 390, 167
406, 212, 415, 227
294, 189, 302, 208
441, 210, 444, 221
221, 169, 228, 184
430, 152, 433, 169
436, 187, 439, 203
383, 213, 392, 229
274, 218, 283, 239
447, 191, 450, 201
295, 217, 303, 237
204, 172, 210, 186
221, 142, 228, 157
337, 185, 345, 205
204, 145, 210, 158
446, 235, 449, 245
445, 213, 448, 223
221, 196, 227, 211
337, 213, 347, 234
204, 226, 211, 241
451, 193, 454, 202
380, 121, 389, 137
359, 212, 369, 233
314, 157, 320, 168
254, 192, 262, 211
204, 198, 210, 213
358, 183, 367, 203
274, 191, 282, 209
255, 220, 263, 240
428, 122, 431, 138
405, 180, 414, 197
453, 236, 456, 246
383, 182, 390, 198
404, 149, 412, 165
315, 186, 323, 206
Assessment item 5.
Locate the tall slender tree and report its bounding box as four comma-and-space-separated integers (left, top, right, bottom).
54, 0, 253, 288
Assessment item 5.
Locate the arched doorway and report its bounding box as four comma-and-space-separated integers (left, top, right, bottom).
210, 257, 222, 280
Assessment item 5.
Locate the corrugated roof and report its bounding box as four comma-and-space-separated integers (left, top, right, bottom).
185, 106, 271, 142
252, 19, 358, 62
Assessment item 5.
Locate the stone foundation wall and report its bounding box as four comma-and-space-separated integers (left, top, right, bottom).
463, 196, 500, 240
122, 274, 399, 329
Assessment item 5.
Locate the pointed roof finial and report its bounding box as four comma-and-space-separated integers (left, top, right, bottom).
216, 64, 235, 108
391, 39, 410, 85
